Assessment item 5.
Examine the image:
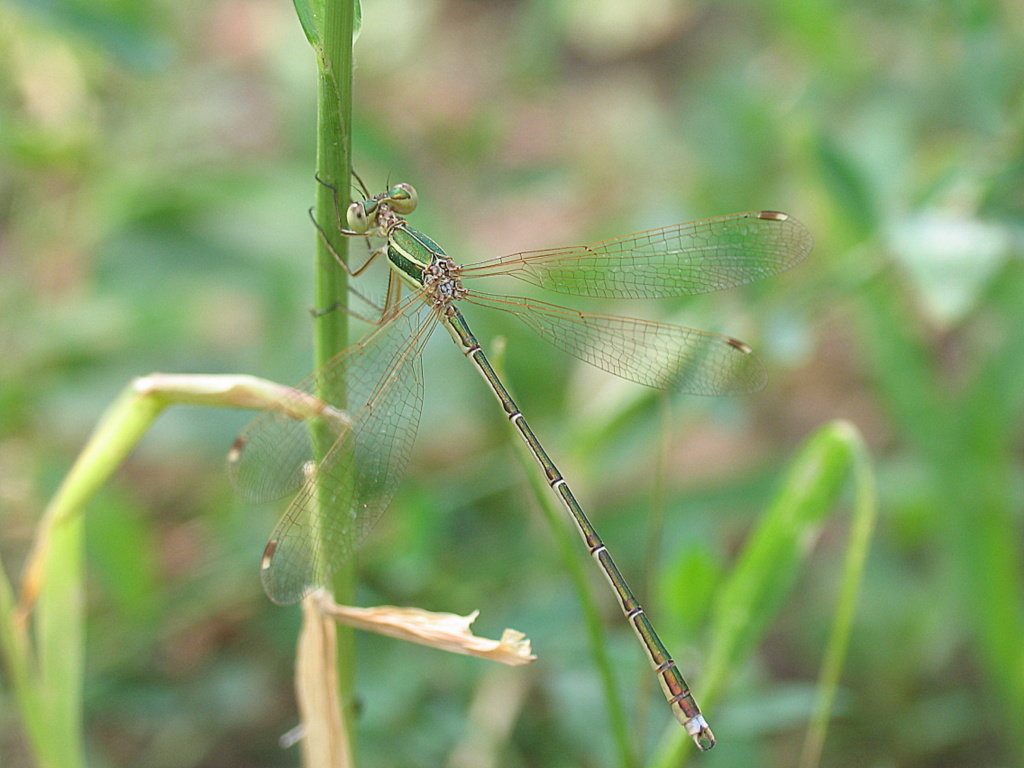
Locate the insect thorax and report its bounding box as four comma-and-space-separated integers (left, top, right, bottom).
422, 256, 466, 308
386, 224, 466, 309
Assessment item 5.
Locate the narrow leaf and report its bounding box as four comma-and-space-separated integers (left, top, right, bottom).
292, 0, 323, 47
651, 420, 877, 768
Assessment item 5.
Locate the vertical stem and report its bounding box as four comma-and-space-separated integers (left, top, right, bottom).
314, 5, 353, 350
313, 0, 357, 756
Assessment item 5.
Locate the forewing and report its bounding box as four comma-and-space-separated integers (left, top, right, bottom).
228, 293, 424, 504
468, 294, 765, 395
259, 303, 438, 604
460, 211, 812, 299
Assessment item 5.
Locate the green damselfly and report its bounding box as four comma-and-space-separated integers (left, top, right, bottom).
229, 180, 812, 750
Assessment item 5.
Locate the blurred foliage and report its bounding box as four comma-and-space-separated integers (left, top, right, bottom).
1, 0, 1022, 767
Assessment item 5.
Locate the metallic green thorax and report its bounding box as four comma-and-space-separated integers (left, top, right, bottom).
386, 222, 467, 309
387, 224, 446, 289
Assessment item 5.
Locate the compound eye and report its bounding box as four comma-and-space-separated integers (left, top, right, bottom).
388, 183, 418, 214
346, 201, 370, 232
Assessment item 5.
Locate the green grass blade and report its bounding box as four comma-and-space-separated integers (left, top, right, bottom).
35, 516, 85, 768
944, 271, 1024, 753
650, 420, 877, 768
0, 548, 50, 767
25, 386, 163, 768
5, 375, 341, 768
292, 0, 323, 47
799, 424, 877, 768
32, 387, 169, 768
701, 422, 853, 696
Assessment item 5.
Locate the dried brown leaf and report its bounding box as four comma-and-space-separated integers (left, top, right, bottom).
316, 592, 536, 666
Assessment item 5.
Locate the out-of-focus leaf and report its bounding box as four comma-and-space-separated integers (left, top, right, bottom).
661, 545, 720, 635
889, 208, 1011, 328
86, 490, 160, 625
815, 134, 877, 235
8, 0, 170, 70
856, 275, 948, 455
563, 0, 689, 58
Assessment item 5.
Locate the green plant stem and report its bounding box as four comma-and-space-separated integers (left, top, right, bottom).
312, 0, 358, 758
490, 338, 638, 768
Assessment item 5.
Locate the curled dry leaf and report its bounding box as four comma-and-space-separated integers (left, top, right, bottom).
316, 592, 536, 666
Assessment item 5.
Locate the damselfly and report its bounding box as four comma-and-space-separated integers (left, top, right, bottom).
229, 180, 812, 750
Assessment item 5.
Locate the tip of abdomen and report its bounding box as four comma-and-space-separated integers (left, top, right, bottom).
687, 715, 715, 751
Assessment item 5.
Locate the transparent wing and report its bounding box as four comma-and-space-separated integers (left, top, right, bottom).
460, 211, 812, 299
466, 293, 766, 395
258, 302, 440, 604
228, 292, 425, 504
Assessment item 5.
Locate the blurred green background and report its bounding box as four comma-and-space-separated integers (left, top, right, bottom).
2, 0, 1023, 766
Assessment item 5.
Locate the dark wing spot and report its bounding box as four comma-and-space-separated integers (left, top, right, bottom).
261, 540, 277, 571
